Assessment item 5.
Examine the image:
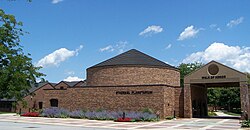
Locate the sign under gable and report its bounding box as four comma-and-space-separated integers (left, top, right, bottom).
184, 61, 247, 84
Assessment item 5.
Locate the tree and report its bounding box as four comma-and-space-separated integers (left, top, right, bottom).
178, 62, 203, 87
207, 87, 240, 112
207, 88, 220, 111
0, 8, 44, 102
246, 72, 250, 85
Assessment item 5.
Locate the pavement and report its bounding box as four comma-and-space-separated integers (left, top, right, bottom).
215, 110, 239, 117
0, 113, 243, 130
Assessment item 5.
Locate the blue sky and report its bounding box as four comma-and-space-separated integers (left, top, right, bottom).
1, 0, 250, 82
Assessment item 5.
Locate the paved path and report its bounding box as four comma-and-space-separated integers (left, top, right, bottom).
0, 121, 113, 130
0, 114, 242, 130
215, 111, 234, 117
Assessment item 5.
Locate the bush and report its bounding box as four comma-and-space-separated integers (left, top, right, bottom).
165, 116, 174, 120
208, 112, 217, 116
241, 120, 250, 128
21, 112, 39, 117
69, 110, 85, 118
115, 117, 135, 122
41, 107, 70, 118
141, 108, 154, 114
41, 108, 158, 122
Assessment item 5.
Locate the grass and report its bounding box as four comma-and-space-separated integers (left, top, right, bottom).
208, 111, 217, 116
0, 111, 15, 114
0, 112, 9, 114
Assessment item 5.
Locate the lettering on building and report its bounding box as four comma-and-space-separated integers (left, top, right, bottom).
201, 75, 226, 79
116, 91, 153, 95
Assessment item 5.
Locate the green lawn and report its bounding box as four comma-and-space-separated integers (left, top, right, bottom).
208, 111, 217, 116
0, 112, 14, 114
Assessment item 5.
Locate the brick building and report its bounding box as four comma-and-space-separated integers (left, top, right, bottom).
17, 49, 184, 118
13, 49, 250, 119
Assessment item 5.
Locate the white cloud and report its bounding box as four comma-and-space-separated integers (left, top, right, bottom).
165, 44, 172, 49
100, 41, 128, 53
216, 28, 221, 32
99, 45, 114, 52
52, 0, 63, 4
36, 45, 83, 68
182, 42, 250, 72
65, 70, 75, 75
178, 25, 201, 41
227, 17, 244, 28
209, 24, 217, 28
63, 76, 84, 82
209, 24, 221, 32
139, 25, 163, 36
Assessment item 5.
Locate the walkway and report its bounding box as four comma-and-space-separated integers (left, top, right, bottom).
215, 111, 238, 117
0, 114, 242, 130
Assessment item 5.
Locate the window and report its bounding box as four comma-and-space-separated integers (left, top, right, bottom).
50, 99, 58, 107
60, 86, 64, 89
39, 102, 43, 109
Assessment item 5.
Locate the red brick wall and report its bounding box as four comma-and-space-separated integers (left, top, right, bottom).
16, 84, 54, 113
163, 87, 175, 117
174, 87, 184, 117
43, 85, 174, 118
87, 66, 180, 87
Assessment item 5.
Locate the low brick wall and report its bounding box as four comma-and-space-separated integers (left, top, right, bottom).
43, 85, 175, 118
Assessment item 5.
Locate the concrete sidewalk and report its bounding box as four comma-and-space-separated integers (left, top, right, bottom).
215, 110, 240, 117
0, 114, 242, 130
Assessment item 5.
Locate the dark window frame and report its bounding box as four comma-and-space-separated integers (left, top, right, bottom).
50, 99, 58, 107
38, 102, 43, 109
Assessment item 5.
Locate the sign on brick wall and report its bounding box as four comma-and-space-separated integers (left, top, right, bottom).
116, 91, 153, 95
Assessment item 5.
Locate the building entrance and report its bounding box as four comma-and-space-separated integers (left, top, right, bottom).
184, 61, 248, 119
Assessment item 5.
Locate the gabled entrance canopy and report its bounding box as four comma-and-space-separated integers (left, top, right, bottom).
184, 61, 248, 118
185, 60, 247, 86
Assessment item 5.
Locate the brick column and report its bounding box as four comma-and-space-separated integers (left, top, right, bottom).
184, 84, 192, 118
240, 82, 249, 119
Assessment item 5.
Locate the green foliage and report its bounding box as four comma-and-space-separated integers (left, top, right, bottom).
207, 88, 221, 111
165, 116, 174, 120
141, 108, 154, 114
246, 72, 250, 85
178, 62, 203, 87
241, 120, 250, 128
208, 111, 217, 116
207, 88, 240, 112
0, 8, 44, 102
96, 108, 104, 112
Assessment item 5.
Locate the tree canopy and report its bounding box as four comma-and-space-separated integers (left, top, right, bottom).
246, 72, 250, 85
0, 8, 44, 102
178, 62, 203, 87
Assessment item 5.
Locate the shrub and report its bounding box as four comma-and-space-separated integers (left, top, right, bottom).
84, 110, 120, 120
21, 112, 39, 117
241, 120, 250, 128
115, 117, 135, 122
126, 111, 143, 121
125, 111, 158, 121
208, 111, 217, 116
141, 112, 158, 121
41, 108, 159, 122
141, 108, 154, 114
96, 108, 104, 112
41, 107, 70, 118
165, 116, 174, 120
69, 110, 85, 118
